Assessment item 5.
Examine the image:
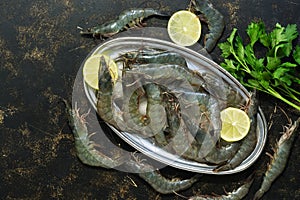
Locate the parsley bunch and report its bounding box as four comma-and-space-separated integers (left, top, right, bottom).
219, 21, 300, 111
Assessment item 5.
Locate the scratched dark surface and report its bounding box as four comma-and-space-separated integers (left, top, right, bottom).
0, 0, 300, 199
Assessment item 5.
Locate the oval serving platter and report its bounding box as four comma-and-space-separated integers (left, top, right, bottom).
82, 28, 267, 175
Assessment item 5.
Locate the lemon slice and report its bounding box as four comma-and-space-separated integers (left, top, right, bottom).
167, 10, 201, 46
83, 54, 118, 90
220, 107, 251, 142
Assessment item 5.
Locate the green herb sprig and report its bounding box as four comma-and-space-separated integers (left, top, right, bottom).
219, 21, 300, 111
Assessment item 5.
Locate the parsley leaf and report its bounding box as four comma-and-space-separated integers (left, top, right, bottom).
219, 21, 300, 111
293, 45, 300, 64
246, 21, 266, 47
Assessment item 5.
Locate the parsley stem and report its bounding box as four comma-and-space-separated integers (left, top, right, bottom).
232, 52, 251, 74
280, 86, 300, 103
267, 87, 300, 111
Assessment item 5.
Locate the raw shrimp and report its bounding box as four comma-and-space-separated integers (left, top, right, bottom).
254, 117, 300, 200
190, 0, 225, 52
63, 99, 126, 168
204, 142, 241, 165
189, 175, 254, 200
125, 154, 201, 194
145, 83, 168, 146
96, 56, 118, 127
80, 8, 168, 39
118, 49, 188, 67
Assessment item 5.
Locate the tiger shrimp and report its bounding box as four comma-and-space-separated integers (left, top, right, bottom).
63, 99, 126, 168
189, 174, 254, 200
123, 63, 169, 145
95, 55, 154, 141
189, 0, 225, 52
80, 8, 168, 39
117, 49, 188, 68
96, 56, 118, 128
126, 64, 206, 93
158, 89, 217, 162
203, 142, 241, 165
144, 83, 169, 146
186, 87, 242, 164
254, 116, 300, 200
124, 154, 201, 194
118, 82, 169, 145
176, 91, 222, 159
127, 87, 149, 127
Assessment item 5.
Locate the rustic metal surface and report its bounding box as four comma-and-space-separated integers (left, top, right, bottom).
0, 0, 299, 199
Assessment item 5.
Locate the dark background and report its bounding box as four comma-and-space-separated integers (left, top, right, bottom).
0, 0, 299, 199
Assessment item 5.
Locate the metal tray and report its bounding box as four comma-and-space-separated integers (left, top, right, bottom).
82, 28, 267, 175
